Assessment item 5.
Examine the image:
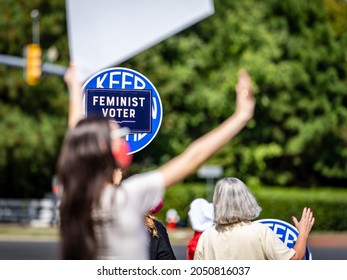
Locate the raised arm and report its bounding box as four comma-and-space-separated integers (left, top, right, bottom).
290, 207, 315, 260
158, 69, 256, 188
64, 63, 84, 129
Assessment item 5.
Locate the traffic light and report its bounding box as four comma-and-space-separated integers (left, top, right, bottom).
25, 43, 42, 85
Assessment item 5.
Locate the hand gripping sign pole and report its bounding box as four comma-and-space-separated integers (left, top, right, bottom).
82, 67, 163, 155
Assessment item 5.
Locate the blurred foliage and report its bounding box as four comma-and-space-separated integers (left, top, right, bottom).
127, 0, 347, 188
0, 0, 69, 197
0, 0, 347, 198
157, 182, 347, 231
253, 184, 347, 231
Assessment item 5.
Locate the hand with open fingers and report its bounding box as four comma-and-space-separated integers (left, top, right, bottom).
235, 69, 256, 122
291, 207, 315, 238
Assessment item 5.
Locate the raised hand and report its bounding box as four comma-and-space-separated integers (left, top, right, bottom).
292, 207, 315, 238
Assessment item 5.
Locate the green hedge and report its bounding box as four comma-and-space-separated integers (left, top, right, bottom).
156, 183, 347, 231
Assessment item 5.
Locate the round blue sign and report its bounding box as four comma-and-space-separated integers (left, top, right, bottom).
82, 67, 163, 154
257, 218, 312, 260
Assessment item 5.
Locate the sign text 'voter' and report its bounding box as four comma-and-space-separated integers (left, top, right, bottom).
85, 88, 152, 133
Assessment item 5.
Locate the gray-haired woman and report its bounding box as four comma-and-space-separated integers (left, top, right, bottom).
194, 177, 315, 260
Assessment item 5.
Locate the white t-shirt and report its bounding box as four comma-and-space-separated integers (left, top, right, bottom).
194, 221, 296, 260
93, 170, 164, 259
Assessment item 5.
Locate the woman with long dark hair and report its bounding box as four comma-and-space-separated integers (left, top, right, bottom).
57, 64, 256, 259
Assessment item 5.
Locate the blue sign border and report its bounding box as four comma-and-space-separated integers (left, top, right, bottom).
257, 218, 312, 260
82, 67, 163, 154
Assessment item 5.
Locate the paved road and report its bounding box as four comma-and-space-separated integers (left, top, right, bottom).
0, 240, 346, 260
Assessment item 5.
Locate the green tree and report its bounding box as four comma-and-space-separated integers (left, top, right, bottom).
125, 0, 347, 188
0, 0, 68, 198
0, 0, 346, 198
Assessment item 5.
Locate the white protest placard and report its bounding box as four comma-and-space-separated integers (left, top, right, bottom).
65, 0, 215, 81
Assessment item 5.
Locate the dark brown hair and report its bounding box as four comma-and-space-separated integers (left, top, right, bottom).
57, 117, 117, 259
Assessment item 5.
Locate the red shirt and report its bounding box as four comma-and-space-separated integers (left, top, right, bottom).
186, 231, 203, 260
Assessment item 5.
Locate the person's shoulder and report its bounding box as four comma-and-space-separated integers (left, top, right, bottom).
198, 224, 215, 239
153, 219, 168, 234
250, 221, 276, 237
122, 170, 164, 189
153, 218, 165, 227
250, 221, 269, 230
